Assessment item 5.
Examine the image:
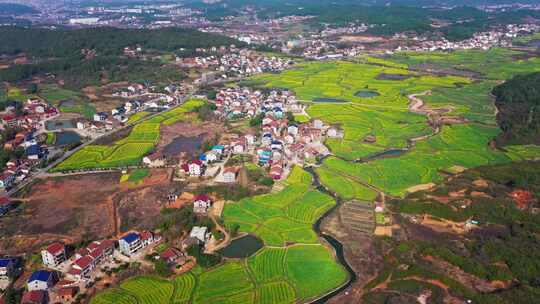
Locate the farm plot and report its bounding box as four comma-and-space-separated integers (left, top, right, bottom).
173, 272, 196, 303
120, 276, 175, 304
323, 124, 513, 196
90, 289, 138, 304
248, 247, 287, 282
390, 48, 540, 80
53, 99, 203, 171
193, 261, 254, 303
256, 281, 296, 304
223, 167, 334, 246
285, 245, 348, 300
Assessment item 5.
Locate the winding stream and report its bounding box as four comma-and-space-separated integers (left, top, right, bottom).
304, 165, 358, 303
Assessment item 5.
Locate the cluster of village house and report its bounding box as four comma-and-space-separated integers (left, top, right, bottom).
178, 48, 293, 80
0, 216, 216, 304
91, 83, 180, 126
395, 24, 540, 52
0, 99, 58, 193
142, 88, 341, 183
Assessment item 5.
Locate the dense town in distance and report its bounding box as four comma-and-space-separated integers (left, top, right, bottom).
1, 0, 540, 304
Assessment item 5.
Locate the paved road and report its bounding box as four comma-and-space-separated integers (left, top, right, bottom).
7, 95, 192, 197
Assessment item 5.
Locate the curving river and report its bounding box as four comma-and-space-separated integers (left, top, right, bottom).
304, 165, 358, 303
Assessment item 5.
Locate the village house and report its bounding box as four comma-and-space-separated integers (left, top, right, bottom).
187, 160, 204, 176
27, 270, 57, 291
222, 167, 239, 183
119, 232, 143, 256
21, 290, 48, 304
160, 247, 187, 266
119, 231, 157, 256
93, 112, 108, 122
0, 173, 16, 189
189, 226, 211, 243
142, 152, 166, 167
58, 286, 79, 302
0, 257, 18, 280
69, 239, 115, 280
193, 194, 212, 214
41, 243, 67, 268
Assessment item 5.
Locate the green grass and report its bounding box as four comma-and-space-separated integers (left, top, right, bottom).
60, 103, 96, 119
39, 85, 82, 104
46, 133, 56, 145
127, 168, 149, 183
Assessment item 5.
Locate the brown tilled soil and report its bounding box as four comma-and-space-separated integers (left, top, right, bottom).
0, 173, 121, 254
0, 169, 177, 255
157, 120, 224, 149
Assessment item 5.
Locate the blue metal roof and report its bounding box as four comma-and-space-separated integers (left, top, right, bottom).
28, 270, 51, 283
121, 232, 139, 244
26, 145, 42, 156
0, 258, 14, 267
212, 145, 225, 150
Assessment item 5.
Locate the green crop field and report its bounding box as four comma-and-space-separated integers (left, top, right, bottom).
223, 167, 334, 246
173, 272, 196, 303
127, 111, 151, 124
121, 277, 175, 304
250, 50, 540, 198
90, 289, 138, 304
39, 85, 83, 103
53, 99, 204, 171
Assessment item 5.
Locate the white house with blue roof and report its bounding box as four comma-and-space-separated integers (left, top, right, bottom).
0, 258, 17, 279
27, 270, 56, 291
119, 232, 143, 256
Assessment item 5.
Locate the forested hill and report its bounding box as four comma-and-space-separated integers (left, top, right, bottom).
0, 3, 38, 15
492, 72, 540, 146
0, 26, 244, 58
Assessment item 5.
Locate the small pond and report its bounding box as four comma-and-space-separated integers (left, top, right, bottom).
376, 73, 411, 81
312, 97, 348, 103
45, 119, 75, 131
55, 131, 81, 146
218, 235, 264, 258
354, 90, 380, 98
162, 135, 203, 157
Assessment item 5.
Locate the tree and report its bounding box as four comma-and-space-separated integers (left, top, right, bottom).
27, 83, 38, 94
154, 259, 172, 277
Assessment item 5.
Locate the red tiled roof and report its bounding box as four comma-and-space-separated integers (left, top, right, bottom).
160, 247, 180, 260
58, 287, 78, 297
140, 231, 153, 241
46, 242, 65, 255
191, 160, 203, 166
21, 290, 46, 304
194, 194, 210, 202
74, 255, 93, 269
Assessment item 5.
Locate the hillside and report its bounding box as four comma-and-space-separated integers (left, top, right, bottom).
493, 72, 540, 146
362, 161, 540, 304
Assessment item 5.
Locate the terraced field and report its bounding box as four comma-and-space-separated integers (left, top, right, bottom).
53, 99, 204, 171
223, 167, 334, 246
